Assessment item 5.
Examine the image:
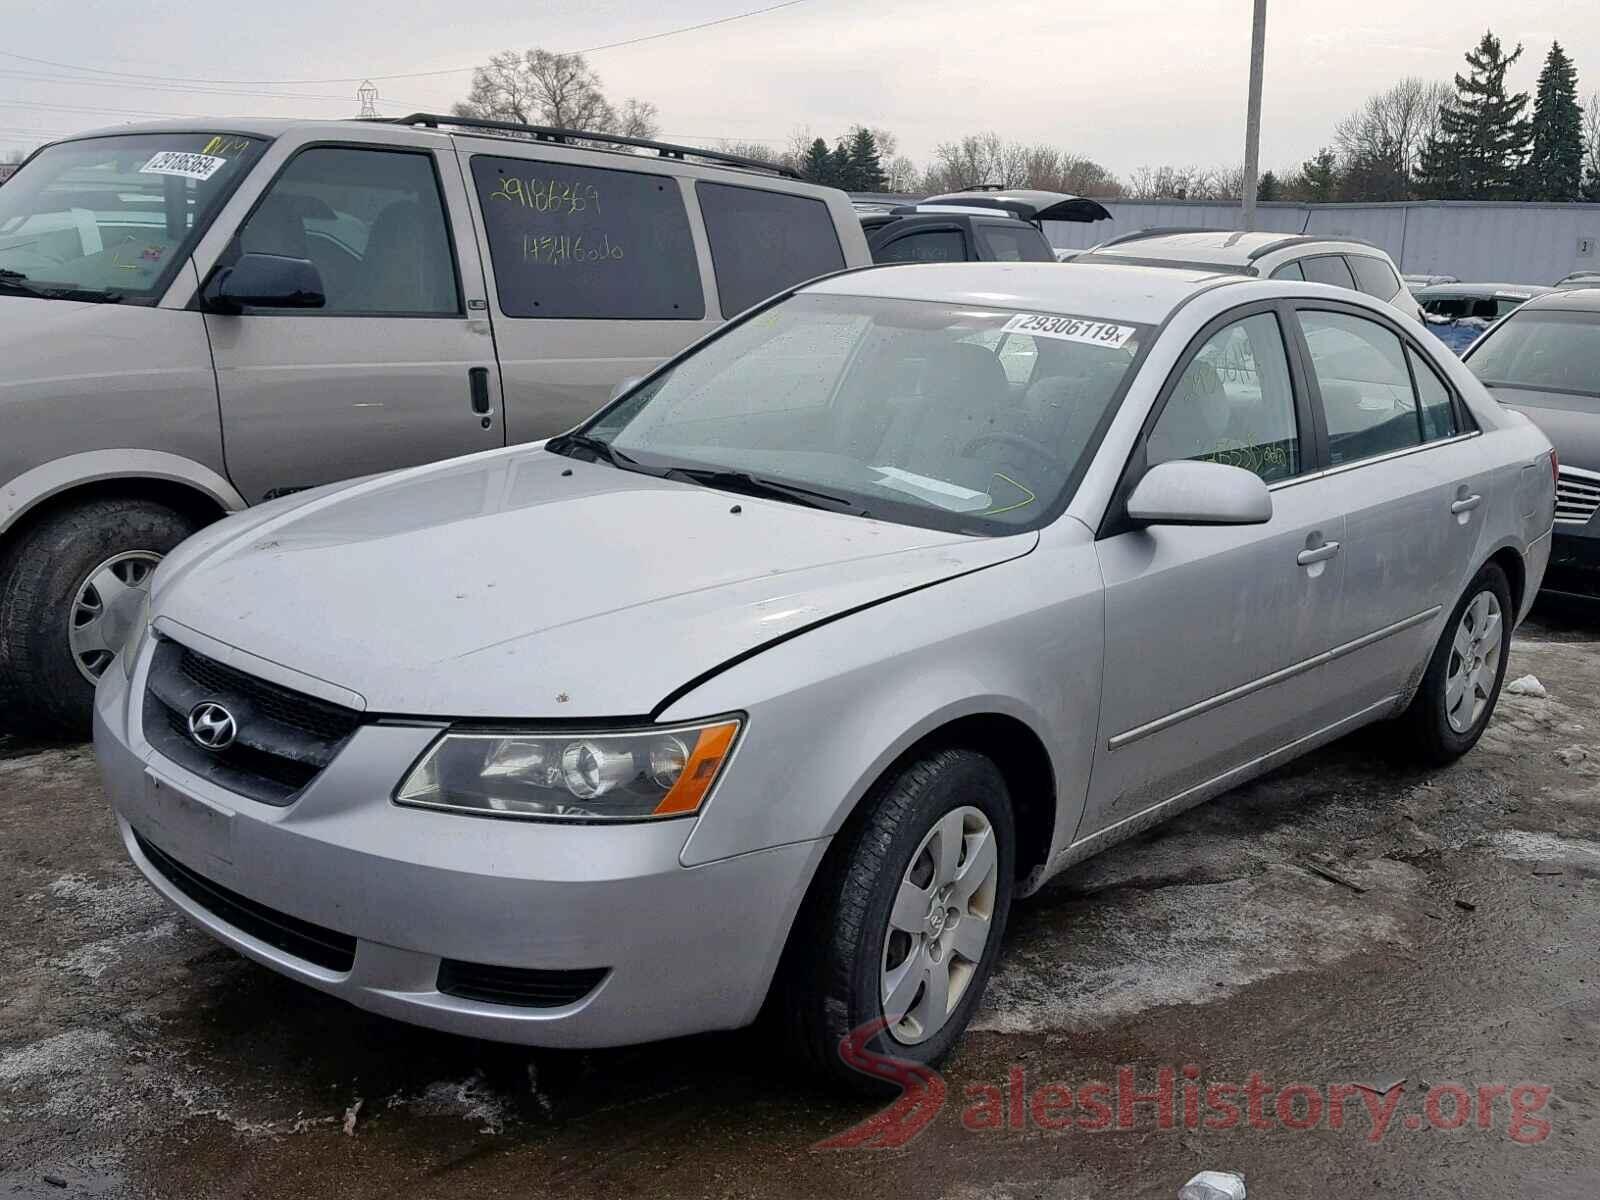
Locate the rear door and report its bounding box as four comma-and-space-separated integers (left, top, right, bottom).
203, 141, 502, 502
1291, 302, 1492, 708
1086, 303, 1349, 837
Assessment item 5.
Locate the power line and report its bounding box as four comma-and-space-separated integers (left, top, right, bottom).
0, 2, 818, 87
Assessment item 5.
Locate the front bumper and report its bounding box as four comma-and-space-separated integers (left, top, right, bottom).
1544, 520, 1600, 600
94, 656, 827, 1048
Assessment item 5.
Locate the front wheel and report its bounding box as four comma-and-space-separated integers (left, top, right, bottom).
779, 748, 1015, 1093
1398, 563, 1513, 765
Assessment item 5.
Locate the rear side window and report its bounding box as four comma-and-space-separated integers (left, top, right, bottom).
1301, 255, 1356, 289
875, 228, 966, 263
1348, 255, 1402, 302
471, 155, 702, 320
975, 223, 1054, 262
1407, 346, 1458, 440
696, 182, 845, 316
1300, 311, 1422, 464
1270, 261, 1304, 281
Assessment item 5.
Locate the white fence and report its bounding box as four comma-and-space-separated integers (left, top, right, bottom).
1044, 199, 1600, 286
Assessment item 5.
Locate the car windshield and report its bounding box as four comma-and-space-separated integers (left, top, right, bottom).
0, 132, 264, 303
576, 293, 1151, 535
1466, 311, 1600, 400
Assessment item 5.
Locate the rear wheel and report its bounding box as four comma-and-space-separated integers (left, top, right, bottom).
0, 498, 198, 738
779, 748, 1015, 1093
1398, 563, 1513, 765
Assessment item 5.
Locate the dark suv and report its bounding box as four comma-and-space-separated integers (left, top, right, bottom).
861, 189, 1110, 265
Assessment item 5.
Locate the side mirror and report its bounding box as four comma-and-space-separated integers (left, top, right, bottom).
1126, 460, 1272, 526
202, 253, 325, 314
609, 375, 644, 402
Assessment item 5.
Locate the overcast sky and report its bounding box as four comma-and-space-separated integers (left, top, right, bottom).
3, 0, 1595, 179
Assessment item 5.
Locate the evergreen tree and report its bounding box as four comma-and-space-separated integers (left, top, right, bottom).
1416, 31, 1531, 199
1297, 149, 1340, 202
846, 126, 886, 192
1256, 170, 1280, 202
800, 137, 835, 185
1526, 42, 1585, 200
830, 140, 858, 190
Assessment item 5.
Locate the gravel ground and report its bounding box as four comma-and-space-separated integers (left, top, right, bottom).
2, 605, 1597, 1199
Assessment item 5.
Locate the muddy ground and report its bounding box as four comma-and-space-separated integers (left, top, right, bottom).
3, 606, 1598, 1199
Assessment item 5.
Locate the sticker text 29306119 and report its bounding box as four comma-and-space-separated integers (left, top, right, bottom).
1002, 313, 1135, 349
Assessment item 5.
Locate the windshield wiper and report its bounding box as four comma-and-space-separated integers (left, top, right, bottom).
547, 431, 637, 468
662, 467, 869, 516
0, 270, 123, 303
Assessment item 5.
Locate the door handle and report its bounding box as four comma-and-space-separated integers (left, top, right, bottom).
1297, 540, 1341, 566
1450, 494, 1482, 514
468, 367, 493, 417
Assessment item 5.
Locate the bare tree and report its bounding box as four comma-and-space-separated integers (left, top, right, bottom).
1332, 77, 1451, 199
1584, 91, 1600, 191
453, 49, 656, 140
883, 155, 919, 192
1127, 164, 1202, 199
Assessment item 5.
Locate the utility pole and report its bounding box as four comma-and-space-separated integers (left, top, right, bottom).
1241, 0, 1267, 230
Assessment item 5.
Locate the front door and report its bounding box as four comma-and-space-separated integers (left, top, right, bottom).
204, 144, 503, 502
1084, 306, 1349, 837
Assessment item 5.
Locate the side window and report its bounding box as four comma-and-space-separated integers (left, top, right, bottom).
471, 155, 703, 320
975, 223, 1054, 262
1300, 311, 1422, 464
1270, 260, 1304, 281
1348, 255, 1402, 302
236, 147, 460, 315
1407, 346, 1459, 440
874, 228, 967, 264
1147, 312, 1301, 483
696, 182, 846, 316
1301, 255, 1356, 290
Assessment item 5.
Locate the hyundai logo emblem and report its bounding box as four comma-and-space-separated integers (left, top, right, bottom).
187, 702, 238, 752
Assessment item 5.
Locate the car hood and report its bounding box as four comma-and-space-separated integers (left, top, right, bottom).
155, 446, 1037, 718
1487, 386, 1600, 471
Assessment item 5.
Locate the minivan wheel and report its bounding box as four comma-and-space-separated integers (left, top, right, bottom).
0, 498, 198, 738
1399, 563, 1513, 766
779, 748, 1015, 1093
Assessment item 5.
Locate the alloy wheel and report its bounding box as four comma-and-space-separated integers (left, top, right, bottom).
880, 805, 1000, 1046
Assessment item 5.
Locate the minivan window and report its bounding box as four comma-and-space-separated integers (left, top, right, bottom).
582, 294, 1151, 535
1301, 310, 1423, 463
1348, 255, 1402, 301
471, 155, 703, 320
0, 132, 263, 304
974, 223, 1054, 263
875, 229, 967, 263
1466, 310, 1600, 398
1301, 255, 1356, 290
696, 182, 846, 316
236, 147, 460, 315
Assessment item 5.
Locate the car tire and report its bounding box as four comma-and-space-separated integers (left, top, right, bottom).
778, 747, 1015, 1094
1398, 563, 1513, 766
0, 497, 198, 739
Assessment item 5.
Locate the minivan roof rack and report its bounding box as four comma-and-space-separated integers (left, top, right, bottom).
389, 113, 802, 179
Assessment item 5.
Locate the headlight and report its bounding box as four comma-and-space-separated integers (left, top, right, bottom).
119, 593, 153, 681
394, 718, 742, 821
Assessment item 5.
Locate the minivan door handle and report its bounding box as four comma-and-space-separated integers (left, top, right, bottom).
468, 367, 493, 416
1297, 540, 1341, 566
1450, 493, 1482, 514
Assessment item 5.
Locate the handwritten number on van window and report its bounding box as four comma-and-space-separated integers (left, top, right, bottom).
521, 233, 625, 266
490, 176, 602, 216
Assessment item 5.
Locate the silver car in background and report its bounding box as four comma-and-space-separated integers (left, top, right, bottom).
95, 263, 1555, 1088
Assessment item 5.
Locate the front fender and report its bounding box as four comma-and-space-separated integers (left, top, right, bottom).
667, 528, 1105, 871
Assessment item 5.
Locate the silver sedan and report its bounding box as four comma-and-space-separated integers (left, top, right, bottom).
95, 263, 1556, 1089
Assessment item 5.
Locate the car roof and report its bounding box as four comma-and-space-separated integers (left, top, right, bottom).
1415, 283, 1552, 299
1085, 228, 1387, 267
1518, 287, 1600, 314
802, 262, 1245, 325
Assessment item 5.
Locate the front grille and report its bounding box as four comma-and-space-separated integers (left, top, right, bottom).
1556, 466, 1600, 527
134, 830, 357, 972
437, 959, 608, 1008
142, 638, 361, 805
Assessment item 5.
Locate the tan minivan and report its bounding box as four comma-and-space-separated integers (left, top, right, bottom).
0, 115, 870, 734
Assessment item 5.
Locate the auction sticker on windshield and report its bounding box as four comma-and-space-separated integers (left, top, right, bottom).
139, 151, 228, 181
1002, 313, 1135, 348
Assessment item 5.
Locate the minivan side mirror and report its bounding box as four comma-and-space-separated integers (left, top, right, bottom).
610, 376, 644, 402
202, 253, 326, 314
1125, 460, 1272, 526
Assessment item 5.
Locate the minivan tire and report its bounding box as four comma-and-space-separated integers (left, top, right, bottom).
1398, 562, 1513, 766
778, 747, 1015, 1095
0, 497, 198, 739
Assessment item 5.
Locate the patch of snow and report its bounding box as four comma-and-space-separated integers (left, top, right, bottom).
1506, 674, 1548, 698
406, 1072, 513, 1134
1488, 830, 1600, 864
50, 919, 180, 980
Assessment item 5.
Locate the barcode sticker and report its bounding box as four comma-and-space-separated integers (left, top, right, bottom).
1002, 313, 1136, 348
139, 151, 228, 181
